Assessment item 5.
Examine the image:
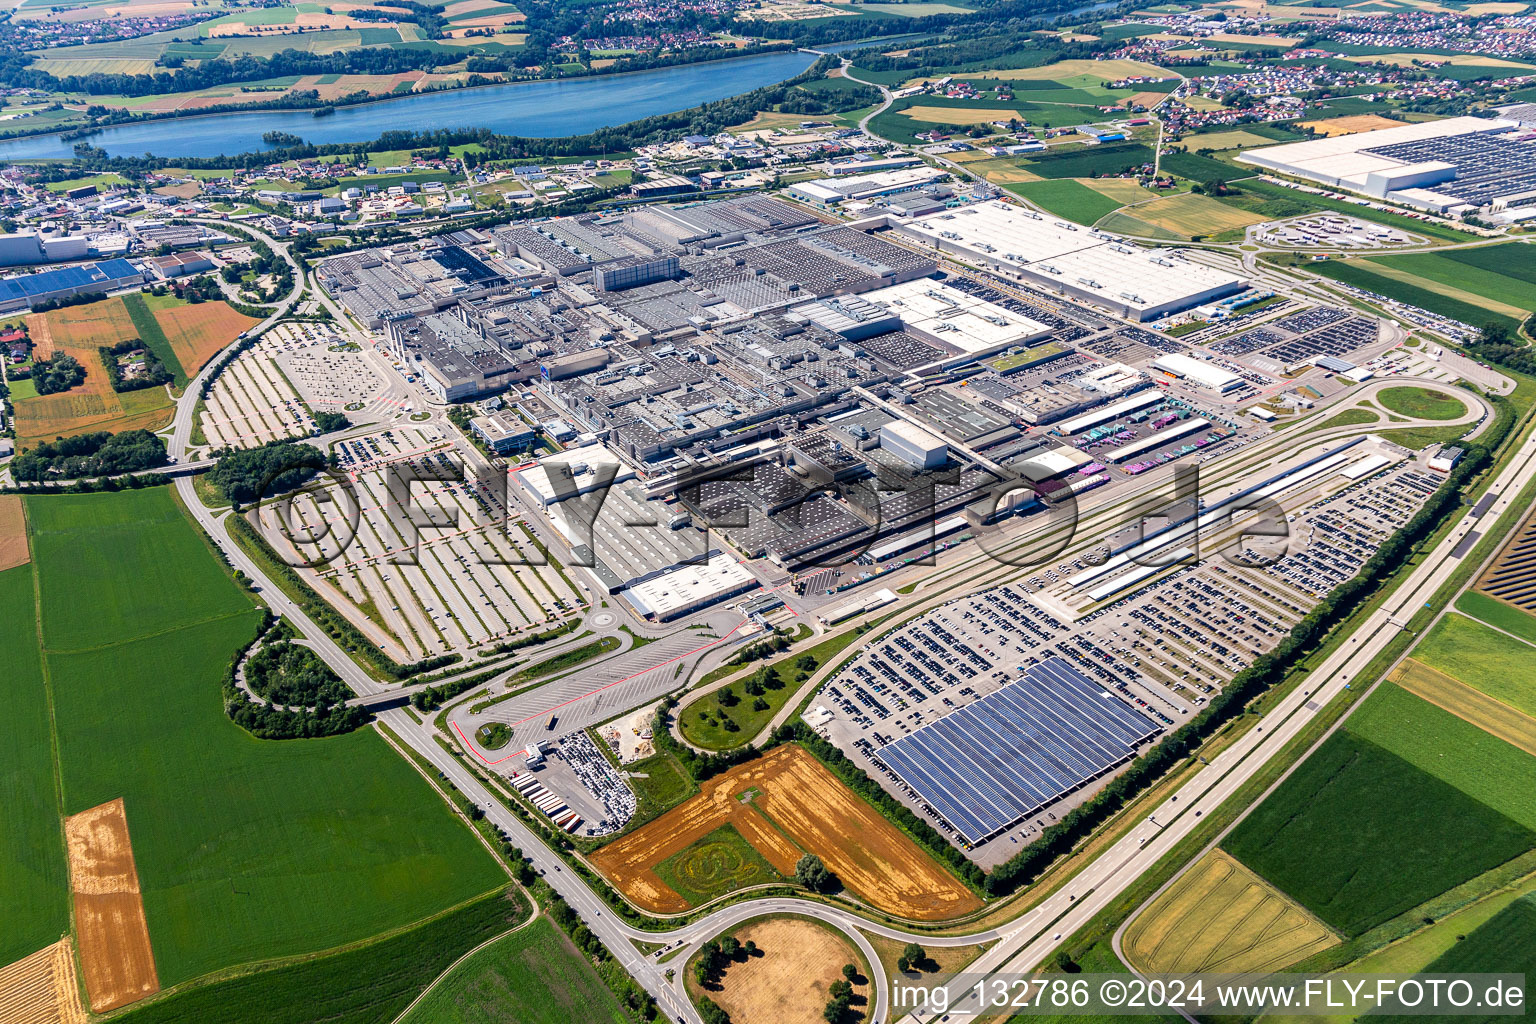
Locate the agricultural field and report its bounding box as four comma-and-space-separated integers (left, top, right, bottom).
120, 293, 186, 388
1370, 893, 1536, 1024
14, 298, 175, 450
1123, 849, 1337, 974
151, 298, 260, 378
1317, 243, 1536, 329
0, 495, 27, 572
1008, 178, 1127, 225
63, 799, 159, 1012
1412, 612, 1536, 719
1098, 191, 1268, 240
0, 566, 71, 969
23, 488, 506, 990
590, 744, 981, 920
0, 939, 87, 1024
1389, 659, 1536, 760
117, 888, 530, 1024
688, 916, 868, 1024
396, 917, 630, 1024
1457, 590, 1536, 646
1222, 723, 1535, 936
1016, 141, 1156, 179
1311, 259, 1525, 333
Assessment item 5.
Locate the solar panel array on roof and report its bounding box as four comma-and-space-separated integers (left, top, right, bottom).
879, 657, 1159, 843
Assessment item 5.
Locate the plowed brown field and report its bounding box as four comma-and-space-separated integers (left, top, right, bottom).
63, 799, 159, 1013
592, 744, 981, 920
0, 496, 26, 571
153, 301, 260, 377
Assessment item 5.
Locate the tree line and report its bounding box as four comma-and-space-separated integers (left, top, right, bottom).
11, 429, 167, 480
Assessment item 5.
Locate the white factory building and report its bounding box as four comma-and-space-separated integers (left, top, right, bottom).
1235, 116, 1525, 216
897, 201, 1248, 321
881, 420, 949, 469
1151, 352, 1243, 393
855, 277, 1053, 354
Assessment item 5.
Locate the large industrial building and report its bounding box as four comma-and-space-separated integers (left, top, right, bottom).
1236, 116, 1536, 219
0, 258, 145, 313
897, 201, 1248, 321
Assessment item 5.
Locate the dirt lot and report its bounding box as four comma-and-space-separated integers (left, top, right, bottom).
64, 799, 159, 1013
154, 301, 260, 377
1391, 663, 1536, 758
695, 917, 867, 1024
0, 939, 88, 1024
591, 744, 982, 921
0, 495, 27, 572
1123, 849, 1336, 974
16, 299, 173, 449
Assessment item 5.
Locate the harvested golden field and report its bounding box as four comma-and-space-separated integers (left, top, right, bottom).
16, 299, 173, 450
1391, 662, 1536, 758
963, 158, 1041, 184
0, 496, 27, 572
591, 744, 982, 921
1299, 114, 1409, 136
0, 939, 87, 1024
1124, 849, 1337, 974
697, 917, 868, 1024
1109, 191, 1268, 238
903, 105, 1025, 125
64, 799, 159, 1013
153, 301, 260, 376
985, 58, 1172, 80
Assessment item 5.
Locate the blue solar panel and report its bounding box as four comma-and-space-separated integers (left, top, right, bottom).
879, 657, 1159, 843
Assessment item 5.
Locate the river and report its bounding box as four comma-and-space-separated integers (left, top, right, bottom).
0, 49, 822, 161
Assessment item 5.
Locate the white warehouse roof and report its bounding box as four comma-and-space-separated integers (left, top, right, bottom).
1152, 352, 1242, 392
856, 277, 1052, 354
899, 202, 1247, 321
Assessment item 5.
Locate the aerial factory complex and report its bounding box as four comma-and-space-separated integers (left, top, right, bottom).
5, 0, 1536, 1021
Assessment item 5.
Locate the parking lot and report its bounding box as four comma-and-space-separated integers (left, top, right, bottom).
254, 425, 585, 659
1253, 214, 1422, 250
811, 440, 1438, 863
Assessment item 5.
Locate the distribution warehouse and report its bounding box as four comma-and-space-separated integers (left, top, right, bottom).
895, 200, 1249, 320
1236, 115, 1536, 219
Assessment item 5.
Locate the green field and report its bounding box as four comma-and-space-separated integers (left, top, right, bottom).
1370, 893, 1536, 1024
653, 824, 785, 905
1414, 612, 1536, 718
1363, 244, 1536, 314
24, 489, 505, 986
1455, 591, 1536, 647
1312, 260, 1522, 333
120, 889, 528, 1024
1348, 683, 1536, 831
397, 916, 631, 1024
1007, 178, 1125, 224
1020, 141, 1155, 179
1223, 730, 1534, 936
0, 565, 71, 966
121, 291, 189, 388
1376, 386, 1468, 421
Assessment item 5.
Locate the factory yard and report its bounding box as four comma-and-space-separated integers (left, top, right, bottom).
590, 744, 982, 920
255, 424, 585, 659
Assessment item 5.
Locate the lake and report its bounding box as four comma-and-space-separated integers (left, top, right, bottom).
0, 49, 821, 161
